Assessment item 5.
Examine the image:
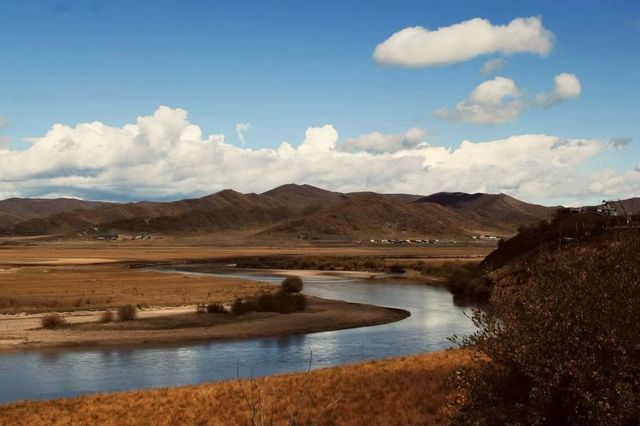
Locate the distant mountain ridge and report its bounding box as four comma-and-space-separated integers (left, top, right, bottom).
0, 184, 558, 240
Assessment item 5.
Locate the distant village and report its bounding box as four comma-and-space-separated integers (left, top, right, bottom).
368, 235, 499, 245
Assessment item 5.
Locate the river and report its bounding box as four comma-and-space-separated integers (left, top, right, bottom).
0, 268, 476, 404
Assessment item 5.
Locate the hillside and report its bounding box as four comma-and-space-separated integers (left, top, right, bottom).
415, 192, 554, 232
257, 193, 494, 240
0, 184, 555, 240
0, 198, 106, 228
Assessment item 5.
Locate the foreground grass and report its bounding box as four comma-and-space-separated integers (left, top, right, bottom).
0, 350, 472, 425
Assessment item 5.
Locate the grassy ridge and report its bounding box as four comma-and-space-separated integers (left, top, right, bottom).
0, 350, 473, 425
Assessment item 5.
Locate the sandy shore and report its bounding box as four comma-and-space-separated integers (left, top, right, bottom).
0, 297, 409, 352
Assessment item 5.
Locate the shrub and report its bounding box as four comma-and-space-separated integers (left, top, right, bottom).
230, 298, 256, 315
206, 303, 227, 314
41, 313, 66, 329
256, 293, 275, 311
238, 292, 307, 315
452, 234, 640, 425
273, 291, 306, 313
388, 264, 405, 274
281, 276, 303, 293
117, 304, 137, 321
100, 310, 114, 323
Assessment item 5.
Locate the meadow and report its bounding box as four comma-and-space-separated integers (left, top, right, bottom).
0, 350, 473, 425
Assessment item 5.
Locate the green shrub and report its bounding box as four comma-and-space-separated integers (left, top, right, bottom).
117, 304, 137, 321
100, 310, 114, 323
206, 303, 226, 314
281, 276, 303, 293
452, 235, 640, 425
41, 313, 66, 329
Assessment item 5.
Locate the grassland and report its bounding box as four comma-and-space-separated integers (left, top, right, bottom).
0, 349, 473, 425
0, 237, 492, 265
0, 265, 273, 313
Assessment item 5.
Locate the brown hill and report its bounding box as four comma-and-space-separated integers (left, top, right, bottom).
415, 192, 554, 233
262, 184, 348, 210
2, 184, 556, 239
9, 189, 295, 236
0, 198, 105, 229
256, 193, 505, 240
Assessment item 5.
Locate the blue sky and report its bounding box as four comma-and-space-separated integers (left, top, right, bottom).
0, 0, 639, 204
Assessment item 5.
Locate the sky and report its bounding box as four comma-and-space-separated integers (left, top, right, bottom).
0, 0, 639, 205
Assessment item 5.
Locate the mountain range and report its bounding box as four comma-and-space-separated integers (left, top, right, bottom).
0, 184, 556, 240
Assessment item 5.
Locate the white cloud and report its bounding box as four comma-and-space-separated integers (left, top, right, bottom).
297, 125, 339, 154
534, 73, 582, 107
436, 73, 581, 124
435, 76, 525, 124
341, 127, 428, 153
0, 117, 6, 128
374, 16, 553, 67
481, 58, 506, 75
0, 106, 636, 206
235, 122, 251, 145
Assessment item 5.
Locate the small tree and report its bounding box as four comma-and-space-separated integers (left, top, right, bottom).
117, 304, 137, 321
100, 310, 114, 323
452, 234, 640, 425
41, 313, 66, 329
281, 276, 303, 293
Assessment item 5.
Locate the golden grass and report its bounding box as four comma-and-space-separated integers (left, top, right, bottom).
0, 265, 273, 313
0, 350, 473, 426
0, 239, 493, 265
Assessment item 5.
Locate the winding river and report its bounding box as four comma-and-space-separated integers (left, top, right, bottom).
0, 268, 476, 404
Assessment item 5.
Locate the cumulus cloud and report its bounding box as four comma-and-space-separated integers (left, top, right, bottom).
481, 58, 506, 75
235, 122, 251, 145
374, 16, 553, 67
435, 76, 525, 124
341, 127, 428, 153
436, 73, 581, 124
534, 73, 582, 107
0, 106, 636, 205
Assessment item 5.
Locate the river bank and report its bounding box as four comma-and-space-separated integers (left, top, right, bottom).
0, 296, 408, 352
0, 349, 473, 425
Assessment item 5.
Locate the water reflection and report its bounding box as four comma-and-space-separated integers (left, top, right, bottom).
0, 270, 475, 404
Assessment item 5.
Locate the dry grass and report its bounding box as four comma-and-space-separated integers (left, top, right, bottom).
0, 265, 273, 313
0, 239, 492, 265
0, 350, 473, 426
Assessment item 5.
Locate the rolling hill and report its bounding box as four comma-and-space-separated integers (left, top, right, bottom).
0, 184, 558, 240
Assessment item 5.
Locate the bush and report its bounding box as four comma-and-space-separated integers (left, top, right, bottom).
206, 303, 227, 314
236, 292, 307, 315
388, 264, 405, 274
452, 235, 640, 425
272, 291, 307, 313
100, 310, 114, 323
41, 313, 66, 329
256, 293, 275, 311
230, 298, 256, 315
281, 276, 303, 293
117, 304, 137, 321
